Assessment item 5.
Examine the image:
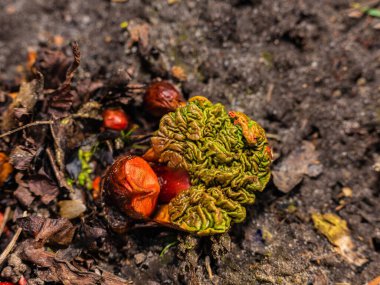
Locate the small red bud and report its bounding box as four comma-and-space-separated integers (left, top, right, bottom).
153, 165, 191, 204
102, 109, 129, 131
144, 81, 185, 117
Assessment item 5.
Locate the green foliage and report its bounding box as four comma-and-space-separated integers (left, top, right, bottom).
367, 8, 380, 18
77, 146, 96, 190
152, 97, 272, 235
352, 2, 380, 18
160, 240, 179, 257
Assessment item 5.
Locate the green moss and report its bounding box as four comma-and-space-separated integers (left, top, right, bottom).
152, 97, 272, 235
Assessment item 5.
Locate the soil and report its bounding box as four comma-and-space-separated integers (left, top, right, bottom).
0, 0, 379, 284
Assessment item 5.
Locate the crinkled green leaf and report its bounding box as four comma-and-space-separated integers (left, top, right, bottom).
152, 97, 272, 235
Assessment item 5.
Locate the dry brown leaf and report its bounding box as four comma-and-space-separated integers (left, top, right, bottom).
272, 141, 323, 193
9, 145, 37, 171
28, 175, 59, 204
11, 240, 128, 285
17, 216, 76, 246
1, 72, 43, 131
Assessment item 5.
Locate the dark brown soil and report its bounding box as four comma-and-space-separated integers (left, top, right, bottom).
0, 0, 379, 284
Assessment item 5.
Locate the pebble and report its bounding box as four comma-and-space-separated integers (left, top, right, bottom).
134, 253, 146, 265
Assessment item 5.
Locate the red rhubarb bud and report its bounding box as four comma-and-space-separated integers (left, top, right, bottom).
101, 155, 160, 219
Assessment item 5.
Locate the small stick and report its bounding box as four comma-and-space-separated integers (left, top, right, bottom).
0, 211, 27, 266
266, 133, 281, 141
204, 256, 213, 280
50, 124, 64, 171
105, 140, 114, 156
64, 41, 81, 84
46, 147, 73, 192
0, 120, 54, 139
51, 41, 81, 95
0, 207, 11, 238
266, 83, 274, 103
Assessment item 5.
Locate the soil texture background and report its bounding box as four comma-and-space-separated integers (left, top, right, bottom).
0, 0, 379, 284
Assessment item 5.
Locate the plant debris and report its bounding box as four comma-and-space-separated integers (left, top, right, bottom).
17, 216, 76, 246
272, 141, 323, 193
312, 212, 367, 266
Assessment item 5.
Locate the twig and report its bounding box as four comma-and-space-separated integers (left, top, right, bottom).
0, 207, 11, 238
50, 124, 64, 171
204, 256, 213, 280
46, 147, 73, 192
52, 41, 81, 95
0, 211, 27, 266
0, 120, 54, 139
65, 41, 81, 82
105, 140, 114, 156
266, 133, 281, 141
266, 83, 274, 103
0, 228, 22, 266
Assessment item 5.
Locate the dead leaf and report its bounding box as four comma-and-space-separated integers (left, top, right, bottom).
46, 42, 81, 118
18, 241, 101, 285
14, 182, 35, 207
48, 90, 75, 113
1, 72, 43, 131
55, 246, 82, 262
17, 216, 76, 246
16, 73, 43, 111
272, 141, 323, 193
34, 48, 72, 89
12, 240, 128, 285
28, 175, 59, 204
312, 213, 367, 266
21, 241, 56, 266
9, 145, 37, 171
